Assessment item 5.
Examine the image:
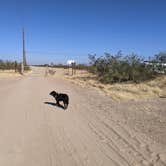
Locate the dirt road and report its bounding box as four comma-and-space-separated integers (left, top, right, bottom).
0, 67, 166, 166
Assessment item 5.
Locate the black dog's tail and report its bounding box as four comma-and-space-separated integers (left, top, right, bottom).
64, 95, 69, 109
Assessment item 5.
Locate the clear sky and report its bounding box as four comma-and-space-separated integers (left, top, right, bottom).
0, 0, 165, 64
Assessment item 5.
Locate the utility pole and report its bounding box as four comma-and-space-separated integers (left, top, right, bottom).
22, 28, 27, 74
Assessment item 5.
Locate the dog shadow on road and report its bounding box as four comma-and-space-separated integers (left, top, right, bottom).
44, 102, 65, 109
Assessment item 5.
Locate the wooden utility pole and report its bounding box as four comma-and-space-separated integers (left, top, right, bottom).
22, 28, 27, 74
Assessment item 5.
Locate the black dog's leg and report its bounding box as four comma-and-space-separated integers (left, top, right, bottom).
63, 102, 68, 109
56, 100, 60, 106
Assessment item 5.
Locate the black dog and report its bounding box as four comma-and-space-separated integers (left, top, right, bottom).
49, 91, 69, 109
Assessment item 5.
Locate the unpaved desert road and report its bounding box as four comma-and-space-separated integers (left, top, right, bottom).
0, 67, 166, 166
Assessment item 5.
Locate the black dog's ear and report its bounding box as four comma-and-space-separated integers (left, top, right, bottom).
49, 91, 56, 96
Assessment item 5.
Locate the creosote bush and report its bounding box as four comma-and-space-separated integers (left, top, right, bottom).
88, 52, 163, 83
0, 60, 30, 73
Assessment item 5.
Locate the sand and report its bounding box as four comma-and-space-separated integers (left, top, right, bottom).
63, 69, 166, 101
0, 67, 165, 166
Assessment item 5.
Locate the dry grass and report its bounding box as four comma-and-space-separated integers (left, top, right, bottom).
0, 70, 21, 77
0, 69, 32, 77
64, 69, 166, 101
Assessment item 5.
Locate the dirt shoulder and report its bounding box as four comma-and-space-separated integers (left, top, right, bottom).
51, 68, 166, 145
0, 70, 21, 77
0, 69, 32, 77
62, 69, 166, 101
0, 67, 166, 165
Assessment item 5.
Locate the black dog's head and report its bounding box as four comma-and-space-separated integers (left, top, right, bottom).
49, 91, 58, 98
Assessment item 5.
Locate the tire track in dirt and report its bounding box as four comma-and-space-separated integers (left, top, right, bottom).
70, 88, 166, 166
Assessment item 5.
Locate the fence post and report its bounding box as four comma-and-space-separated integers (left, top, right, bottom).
14, 61, 17, 72
21, 63, 24, 75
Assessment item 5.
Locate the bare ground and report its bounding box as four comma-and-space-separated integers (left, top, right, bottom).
64, 69, 166, 100
0, 67, 166, 166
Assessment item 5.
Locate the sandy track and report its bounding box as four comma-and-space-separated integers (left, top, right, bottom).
0, 67, 165, 166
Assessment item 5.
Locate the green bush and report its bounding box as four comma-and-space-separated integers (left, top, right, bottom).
0, 60, 30, 73
24, 65, 31, 71
88, 52, 158, 83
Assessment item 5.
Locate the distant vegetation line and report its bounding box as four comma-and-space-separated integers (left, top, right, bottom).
0, 60, 30, 72
36, 51, 166, 83
1, 51, 166, 83
87, 51, 166, 83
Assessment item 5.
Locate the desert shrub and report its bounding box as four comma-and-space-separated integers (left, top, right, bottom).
89, 52, 157, 83
52, 64, 67, 68
154, 52, 166, 63
0, 59, 30, 72
0, 60, 18, 70
24, 65, 31, 71
152, 52, 166, 74
74, 64, 89, 70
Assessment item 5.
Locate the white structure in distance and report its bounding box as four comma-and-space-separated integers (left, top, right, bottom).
67, 60, 76, 66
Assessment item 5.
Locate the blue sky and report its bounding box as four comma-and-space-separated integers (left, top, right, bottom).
0, 0, 165, 64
